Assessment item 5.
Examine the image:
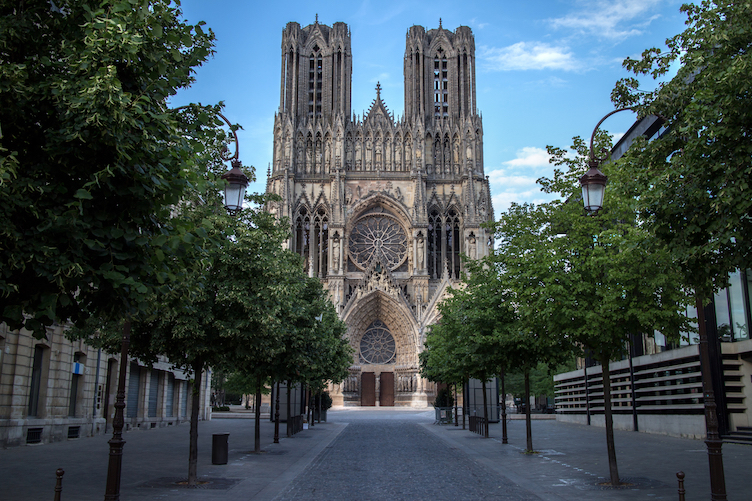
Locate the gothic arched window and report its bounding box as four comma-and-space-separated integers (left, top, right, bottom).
427, 208, 462, 279
433, 49, 448, 117
359, 320, 396, 365
446, 208, 461, 279
427, 208, 443, 279
313, 208, 328, 278
294, 207, 311, 272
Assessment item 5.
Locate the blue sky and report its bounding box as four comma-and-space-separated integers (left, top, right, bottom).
169, 0, 687, 217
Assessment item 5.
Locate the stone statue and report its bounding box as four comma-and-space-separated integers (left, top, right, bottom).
468, 235, 476, 260
332, 238, 340, 273
416, 234, 424, 270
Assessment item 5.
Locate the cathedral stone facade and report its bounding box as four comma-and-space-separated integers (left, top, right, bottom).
266, 19, 493, 407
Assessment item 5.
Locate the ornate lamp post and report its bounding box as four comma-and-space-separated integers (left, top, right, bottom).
104, 109, 248, 500
217, 111, 249, 214
581, 109, 727, 500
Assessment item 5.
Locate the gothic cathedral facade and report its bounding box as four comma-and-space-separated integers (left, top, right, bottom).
265, 19, 493, 407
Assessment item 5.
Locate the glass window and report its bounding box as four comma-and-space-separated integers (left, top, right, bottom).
714, 284, 732, 341
728, 271, 749, 340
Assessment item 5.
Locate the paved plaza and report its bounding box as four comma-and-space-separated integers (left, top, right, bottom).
0, 408, 750, 500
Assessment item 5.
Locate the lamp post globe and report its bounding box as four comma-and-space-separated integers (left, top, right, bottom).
579, 161, 608, 214
221, 159, 249, 214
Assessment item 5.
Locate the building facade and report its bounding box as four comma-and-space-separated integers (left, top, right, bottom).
0, 323, 212, 447
266, 19, 493, 407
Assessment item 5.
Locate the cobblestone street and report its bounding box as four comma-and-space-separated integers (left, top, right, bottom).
274, 419, 541, 501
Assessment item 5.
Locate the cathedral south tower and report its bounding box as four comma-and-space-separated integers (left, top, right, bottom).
266, 18, 493, 407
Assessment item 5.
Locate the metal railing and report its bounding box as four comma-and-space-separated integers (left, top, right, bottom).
468, 415, 488, 436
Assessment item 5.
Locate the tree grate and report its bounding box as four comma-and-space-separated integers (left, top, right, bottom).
139, 477, 241, 490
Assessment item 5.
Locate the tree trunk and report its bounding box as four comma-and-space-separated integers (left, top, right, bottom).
273, 381, 280, 443
462, 377, 466, 430
453, 383, 458, 427
188, 359, 203, 486
310, 389, 315, 427
524, 370, 533, 452
482, 379, 489, 438
254, 384, 261, 453
602, 360, 620, 485
501, 371, 508, 444
317, 388, 322, 423
286, 382, 291, 438
306, 384, 311, 426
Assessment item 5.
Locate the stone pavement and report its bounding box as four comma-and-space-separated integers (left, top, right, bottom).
0, 408, 749, 500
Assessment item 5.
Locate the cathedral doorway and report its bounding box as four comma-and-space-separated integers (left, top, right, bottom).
380, 372, 394, 406
362, 372, 376, 406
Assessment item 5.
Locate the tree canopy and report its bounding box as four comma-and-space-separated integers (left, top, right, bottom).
496, 132, 691, 483
611, 0, 752, 298
0, 0, 215, 336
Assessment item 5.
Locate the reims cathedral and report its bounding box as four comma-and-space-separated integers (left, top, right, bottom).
265, 18, 493, 406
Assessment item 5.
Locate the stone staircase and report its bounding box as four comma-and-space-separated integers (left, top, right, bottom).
723, 426, 752, 444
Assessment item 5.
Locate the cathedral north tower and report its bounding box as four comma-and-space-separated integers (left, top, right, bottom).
267, 19, 493, 407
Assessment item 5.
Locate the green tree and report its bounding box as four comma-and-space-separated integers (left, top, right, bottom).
494, 132, 689, 483
0, 0, 216, 335
126, 205, 294, 484
422, 258, 518, 437
611, 4, 751, 494
611, 0, 752, 301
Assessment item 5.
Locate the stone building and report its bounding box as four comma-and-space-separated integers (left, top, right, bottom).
0, 323, 211, 447
265, 19, 493, 407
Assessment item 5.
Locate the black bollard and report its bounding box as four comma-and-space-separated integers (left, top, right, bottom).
676, 471, 686, 501
54, 468, 64, 501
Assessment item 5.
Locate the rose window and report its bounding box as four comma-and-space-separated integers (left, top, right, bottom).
349, 214, 407, 270
359, 320, 396, 365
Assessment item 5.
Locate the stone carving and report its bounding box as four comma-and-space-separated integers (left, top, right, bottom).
332, 237, 340, 273
416, 234, 424, 270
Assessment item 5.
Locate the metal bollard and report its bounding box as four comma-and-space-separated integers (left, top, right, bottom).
676, 471, 685, 501
54, 468, 64, 501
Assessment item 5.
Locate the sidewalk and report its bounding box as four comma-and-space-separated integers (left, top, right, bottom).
424, 417, 751, 500
0, 416, 344, 501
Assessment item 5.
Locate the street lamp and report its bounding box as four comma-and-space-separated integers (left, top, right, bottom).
216, 111, 249, 214
104, 107, 247, 501
578, 107, 632, 214
582, 108, 727, 500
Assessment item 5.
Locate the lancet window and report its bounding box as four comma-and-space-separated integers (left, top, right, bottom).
427, 207, 462, 279
308, 49, 323, 120
294, 207, 329, 277
433, 50, 448, 117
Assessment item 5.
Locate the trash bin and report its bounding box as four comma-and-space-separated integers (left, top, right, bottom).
212, 433, 229, 465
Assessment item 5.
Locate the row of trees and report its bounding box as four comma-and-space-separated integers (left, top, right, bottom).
423, 0, 750, 488
1, 0, 352, 487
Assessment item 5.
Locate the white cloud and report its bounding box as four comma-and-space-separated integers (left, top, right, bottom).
549, 0, 662, 40
492, 190, 554, 216
469, 18, 489, 29
480, 42, 577, 72
487, 171, 538, 187
502, 146, 552, 168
